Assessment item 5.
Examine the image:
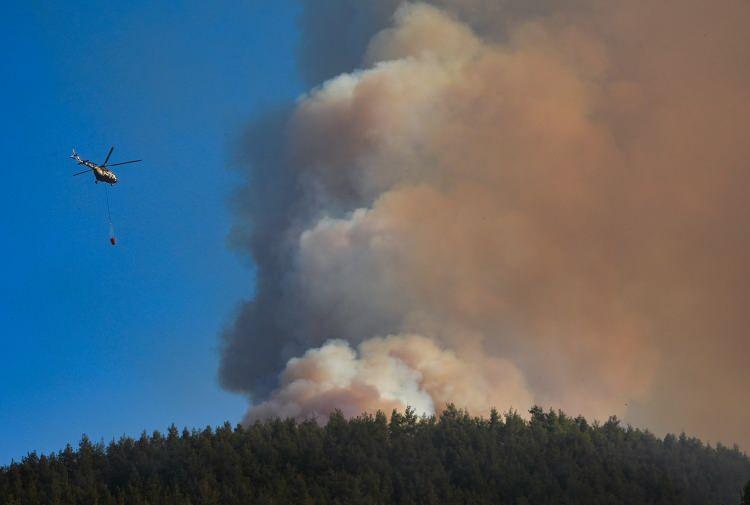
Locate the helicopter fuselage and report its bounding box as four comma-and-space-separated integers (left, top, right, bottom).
78, 159, 118, 184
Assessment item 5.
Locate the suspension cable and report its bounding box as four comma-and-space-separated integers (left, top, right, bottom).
105, 184, 116, 245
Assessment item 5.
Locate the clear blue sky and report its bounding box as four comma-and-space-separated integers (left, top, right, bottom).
0, 0, 302, 464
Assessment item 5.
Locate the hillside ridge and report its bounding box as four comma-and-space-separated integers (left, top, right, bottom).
3, 406, 749, 504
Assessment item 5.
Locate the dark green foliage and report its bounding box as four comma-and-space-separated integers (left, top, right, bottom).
1, 407, 748, 505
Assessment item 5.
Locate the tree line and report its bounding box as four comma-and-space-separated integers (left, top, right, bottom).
2, 406, 749, 504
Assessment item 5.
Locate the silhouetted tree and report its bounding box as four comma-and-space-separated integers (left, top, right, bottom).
1, 406, 748, 505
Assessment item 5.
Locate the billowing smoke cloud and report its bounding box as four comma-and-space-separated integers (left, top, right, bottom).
222, 0, 750, 448
246, 335, 532, 423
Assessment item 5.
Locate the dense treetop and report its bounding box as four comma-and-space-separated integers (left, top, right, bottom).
2, 406, 749, 504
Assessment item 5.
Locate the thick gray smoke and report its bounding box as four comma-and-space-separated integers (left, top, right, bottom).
222, 0, 750, 448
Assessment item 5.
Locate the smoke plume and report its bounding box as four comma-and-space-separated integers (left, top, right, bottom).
222, 1, 750, 448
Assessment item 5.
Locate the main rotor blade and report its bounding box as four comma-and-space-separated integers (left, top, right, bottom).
102, 146, 114, 166
106, 159, 142, 167
73, 169, 93, 176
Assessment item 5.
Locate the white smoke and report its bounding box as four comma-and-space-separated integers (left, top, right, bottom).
246, 334, 532, 423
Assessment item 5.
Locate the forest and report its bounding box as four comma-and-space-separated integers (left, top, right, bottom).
2, 406, 749, 505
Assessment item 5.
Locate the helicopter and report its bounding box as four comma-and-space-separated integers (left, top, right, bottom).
70, 146, 142, 185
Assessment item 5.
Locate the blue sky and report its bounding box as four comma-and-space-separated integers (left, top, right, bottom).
0, 0, 302, 464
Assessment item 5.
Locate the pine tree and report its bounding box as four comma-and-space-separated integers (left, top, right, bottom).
1, 407, 749, 504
